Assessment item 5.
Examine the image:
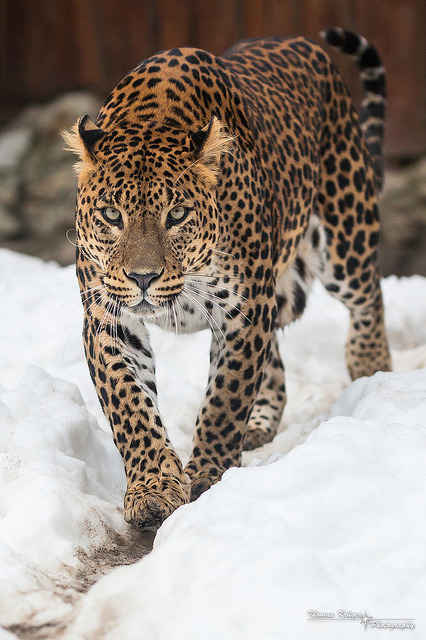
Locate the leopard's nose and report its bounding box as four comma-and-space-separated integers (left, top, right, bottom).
125, 269, 163, 293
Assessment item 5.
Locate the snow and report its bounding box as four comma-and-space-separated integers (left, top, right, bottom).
0, 247, 425, 639
0, 366, 126, 569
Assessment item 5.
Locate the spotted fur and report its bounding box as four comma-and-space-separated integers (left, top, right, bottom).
322, 28, 386, 192
66, 29, 391, 529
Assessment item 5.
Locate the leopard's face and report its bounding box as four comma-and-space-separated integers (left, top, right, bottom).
73, 120, 228, 318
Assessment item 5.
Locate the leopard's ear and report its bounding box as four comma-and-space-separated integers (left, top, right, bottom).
78, 115, 106, 155
190, 116, 233, 185
62, 115, 106, 178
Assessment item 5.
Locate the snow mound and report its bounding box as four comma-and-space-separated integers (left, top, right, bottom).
65, 369, 426, 640
0, 365, 132, 633
0, 365, 126, 571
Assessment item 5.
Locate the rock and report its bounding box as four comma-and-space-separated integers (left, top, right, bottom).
379, 157, 426, 276
23, 164, 77, 236
0, 174, 19, 208
0, 128, 33, 172
413, 157, 426, 200
14, 92, 102, 138
26, 163, 76, 202
0, 91, 101, 263
0, 205, 22, 239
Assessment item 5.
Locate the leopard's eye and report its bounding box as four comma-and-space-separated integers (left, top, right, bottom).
100, 206, 122, 226
167, 205, 190, 227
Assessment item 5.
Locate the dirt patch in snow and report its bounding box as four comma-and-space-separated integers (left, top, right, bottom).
4, 528, 154, 640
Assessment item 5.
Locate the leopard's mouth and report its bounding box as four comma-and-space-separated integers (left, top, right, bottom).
129, 299, 161, 317
124, 288, 182, 319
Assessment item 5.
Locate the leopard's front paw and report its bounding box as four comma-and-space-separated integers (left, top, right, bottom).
124, 476, 189, 530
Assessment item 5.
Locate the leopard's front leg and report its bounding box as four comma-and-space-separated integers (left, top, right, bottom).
185, 293, 275, 500
83, 306, 188, 529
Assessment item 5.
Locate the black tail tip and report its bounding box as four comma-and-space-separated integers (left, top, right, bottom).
320, 27, 344, 48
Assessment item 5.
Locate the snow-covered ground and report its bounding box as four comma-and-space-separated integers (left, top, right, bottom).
0, 248, 425, 639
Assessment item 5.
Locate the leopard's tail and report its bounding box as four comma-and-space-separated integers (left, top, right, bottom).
321, 27, 386, 193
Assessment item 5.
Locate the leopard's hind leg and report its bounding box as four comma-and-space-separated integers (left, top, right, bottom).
243, 333, 286, 451
320, 228, 391, 380
318, 28, 391, 379
318, 117, 391, 379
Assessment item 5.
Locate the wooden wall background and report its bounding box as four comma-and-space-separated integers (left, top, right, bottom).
1, 0, 425, 159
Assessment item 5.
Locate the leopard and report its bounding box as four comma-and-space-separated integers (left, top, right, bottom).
64, 27, 391, 530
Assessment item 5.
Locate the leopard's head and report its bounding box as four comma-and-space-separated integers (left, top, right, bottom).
64, 115, 232, 318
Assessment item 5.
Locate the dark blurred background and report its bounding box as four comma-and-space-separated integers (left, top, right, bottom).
0, 0, 425, 274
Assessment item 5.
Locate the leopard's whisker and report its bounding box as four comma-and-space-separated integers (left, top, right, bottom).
182, 289, 215, 340
83, 289, 106, 314
175, 295, 185, 333
80, 284, 104, 296
185, 283, 233, 318
95, 293, 115, 343
80, 287, 105, 306
84, 289, 108, 314
166, 301, 172, 333
60, 313, 85, 369
185, 271, 242, 283
171, 299, 179, 337
65, 228, 79, 248
115, 300, 123, 350
116, 301, 122, 348
183, 289, 221, 343
112, 298, 118, 350
185, 283, 252, 326
55, 284, 103, 313
211, 248, 237, 260
185, 278, 252, 305
183, 286, 226, 342
60, 288, 108, 367
95, 308, 108, 342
